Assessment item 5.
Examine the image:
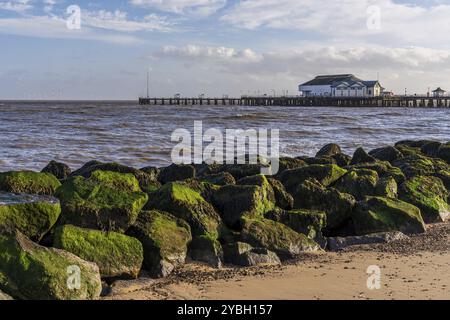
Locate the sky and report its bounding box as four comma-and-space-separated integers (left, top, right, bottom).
1, 0, 450, 99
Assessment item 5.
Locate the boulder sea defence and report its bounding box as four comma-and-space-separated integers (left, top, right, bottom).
0, 139, 448, 299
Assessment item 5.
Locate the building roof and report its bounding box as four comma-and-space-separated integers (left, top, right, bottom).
300, 74, 379, 88
432, 87, 446, 92
300, 74, 361, 86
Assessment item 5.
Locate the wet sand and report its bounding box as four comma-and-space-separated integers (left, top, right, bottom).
106, 223, 450, 300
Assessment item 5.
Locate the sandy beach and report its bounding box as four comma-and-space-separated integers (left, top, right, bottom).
106, 222, 450, 300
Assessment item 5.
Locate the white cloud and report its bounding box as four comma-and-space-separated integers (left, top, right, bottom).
221, 0, 450, 47
0, 15, 143, 44
0, 0, 32, 12
130, 0, 226, 16
83, 10, 174, 32
150, 44, 450, 94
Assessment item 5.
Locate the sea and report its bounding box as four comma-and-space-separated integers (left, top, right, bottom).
0, 100, 448, 172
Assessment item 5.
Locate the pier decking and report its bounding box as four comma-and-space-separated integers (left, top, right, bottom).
139, 96, 450, 108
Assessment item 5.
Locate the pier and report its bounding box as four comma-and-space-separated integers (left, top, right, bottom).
139, 96, 450, 108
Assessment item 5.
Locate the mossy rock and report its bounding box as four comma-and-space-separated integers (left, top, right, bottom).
158, 164, 196, 184
146, 182, 222, 238
279, 164, 347, 193
375, 177, 398, 198
316, 143, 342, 158
276, 157, 308, 175
199, 172, 236, 186
240, 217, 321, 260
299, 157, 336, 165
435, 170, 450, 190
352, 197, 426, 236
0, 171, 61, 196
0, 230, 102, 300
331, 153, 352, 167
265, 208, 327, 248
438, 143, 450, 163
189, 234, 224, 268
180, 179, 221, 204
399, 176, 450, 223
0, 193, 61, 242
267, 178, 294, 210
421, 141, 442, 158
55, 170, 148, 232
293, 179, 356, 231
213, 176, 276, 229
369, 146, 403, 162
348, 161, 406, 184
392, 154, 448, 178
333, 169, 379, 200
70, 161, 160, 193
42, 161, 72, 181
54, 225, 144, 279
127, 210, 191, 278
350, 147, 377, 165
223, 242, 280, 267
395, 142, 423, 157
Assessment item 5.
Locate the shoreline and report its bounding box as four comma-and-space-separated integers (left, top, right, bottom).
106, 222, 450, 300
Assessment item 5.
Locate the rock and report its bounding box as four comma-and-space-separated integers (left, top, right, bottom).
299, 157, 336, 165
327, 231, 409, 251
293, 179, 356, 231
71, 161, 160, 193
396, 140, 438, 149
276, 157, 307, 175
265, 208, 327, 248
54, 225, 144, 279
180, 179, 221, 204
316, 143, 342, 158
0, 230, 102, 300
0, 289, 13, 300
369, 146, 403, 162
375, 176, 398, 198
217, 163, 267, 180
240, 217, 321, 260
438, 142, 450, 163
42, 161, 72, 181
200, 172, 236, 186
139, 166, 160, 182
398, 176, 450, 223
331, 153, 352, 167
223, 242, 281, 267
392, 154, 447, 178
0, 192, 61, 242
435, 170, 450, 190
126, 210, 191, 278
188, 235, 223, 268
213, 176, 276, 229
267, 178, 294, 210
279, 164, 347, 193
352, 197, 426, 236
158, 164, 196, 184
420, 141, 442, 158
348, 161, 406, 184
0, 171, 61, 195
56, 170, 148, 232
333, 169, 379, 200
350, 147, 377, 165
146, 182, 222, 238
395, 144, 422, 157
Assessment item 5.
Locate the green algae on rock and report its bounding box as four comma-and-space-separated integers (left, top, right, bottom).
213, 177, 276, 229
399, 176, 450, 223
240, 217, 321, 259
0, 171, 61, 195
348, 161, 406, 184
146, 182, 222, 238
42, 161, 72, 181
0, 193, 61, 242
293, 179, 356, 232
267, 178, 294, 210
127, 210, 191, 278
279, 164, 347, 193
0, 230, 102, 300
265, 208, 327, 248
55, 170, 148, 232
188, 234, 224, 268
54, 225, 144, 279
333, 169, 379, 200
352, 197, 426, 236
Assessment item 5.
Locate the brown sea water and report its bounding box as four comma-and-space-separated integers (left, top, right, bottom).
0, 100, 448, 172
